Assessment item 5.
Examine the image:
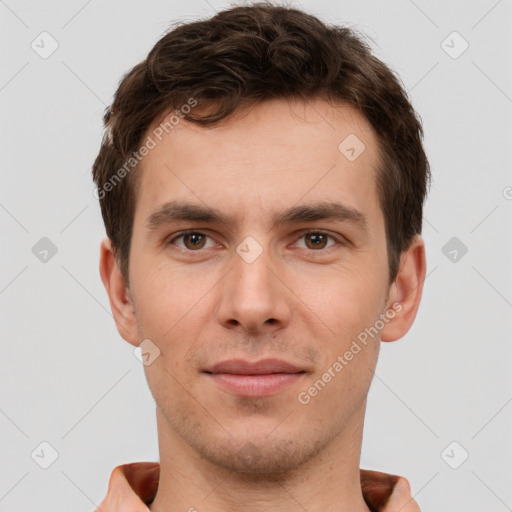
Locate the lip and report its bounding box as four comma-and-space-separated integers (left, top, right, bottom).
203, 358, 306, 397
205, 358, 305, 375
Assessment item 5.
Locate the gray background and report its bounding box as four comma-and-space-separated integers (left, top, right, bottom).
1, 0, 511, 510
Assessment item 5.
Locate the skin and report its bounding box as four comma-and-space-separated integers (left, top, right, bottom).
100, 97, 426, 512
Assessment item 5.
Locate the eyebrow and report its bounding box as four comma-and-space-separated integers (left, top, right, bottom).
145, 200, 369, 235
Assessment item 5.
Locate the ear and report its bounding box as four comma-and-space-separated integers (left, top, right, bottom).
99, 237, 140, 347
380, 235, 426, 342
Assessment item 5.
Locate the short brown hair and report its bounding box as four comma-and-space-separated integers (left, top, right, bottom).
92, 2, 430, 286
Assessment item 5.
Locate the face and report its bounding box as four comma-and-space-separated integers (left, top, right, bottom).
109, 98, 409, 474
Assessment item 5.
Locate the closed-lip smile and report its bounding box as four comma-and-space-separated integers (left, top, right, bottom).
204, 358, 306, 375
203, 358, 307, 397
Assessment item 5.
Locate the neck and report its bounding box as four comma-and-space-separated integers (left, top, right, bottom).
149, 404, 372, 512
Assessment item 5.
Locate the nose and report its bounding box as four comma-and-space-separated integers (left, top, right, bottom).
216, 241, 292, 335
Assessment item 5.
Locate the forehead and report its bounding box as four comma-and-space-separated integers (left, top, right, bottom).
134, 97, 382, 227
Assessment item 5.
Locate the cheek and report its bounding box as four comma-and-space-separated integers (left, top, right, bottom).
131, 258, 201, 335
302, 265, 384, 337
130, 271, 200, 389
324, 344, 379, 415
141, 322, 200, 411
295, 267, 385, 405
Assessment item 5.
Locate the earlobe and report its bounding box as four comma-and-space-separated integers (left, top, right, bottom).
380, 236, 427, 342
99, 237, 140, 347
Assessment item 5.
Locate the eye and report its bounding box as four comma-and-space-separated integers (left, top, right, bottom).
167, 229, 346, 253
169, 231, 215, 251
294, 230, 341, 250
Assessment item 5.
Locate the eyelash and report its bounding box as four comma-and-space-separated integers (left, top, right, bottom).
167, 229, 347, 253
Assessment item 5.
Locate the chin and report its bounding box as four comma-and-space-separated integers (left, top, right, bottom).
188, 428, 330, 476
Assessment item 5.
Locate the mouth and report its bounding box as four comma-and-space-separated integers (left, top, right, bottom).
203, 358, 307, 397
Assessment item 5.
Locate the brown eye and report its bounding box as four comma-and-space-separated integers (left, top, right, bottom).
170, 231, 213, 251
182, 233, 207, 250
304, 232, 329, 250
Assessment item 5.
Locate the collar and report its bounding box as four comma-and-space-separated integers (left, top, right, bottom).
96, 462, 421, 512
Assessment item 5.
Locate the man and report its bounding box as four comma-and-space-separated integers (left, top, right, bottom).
93, 3, 429, 511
